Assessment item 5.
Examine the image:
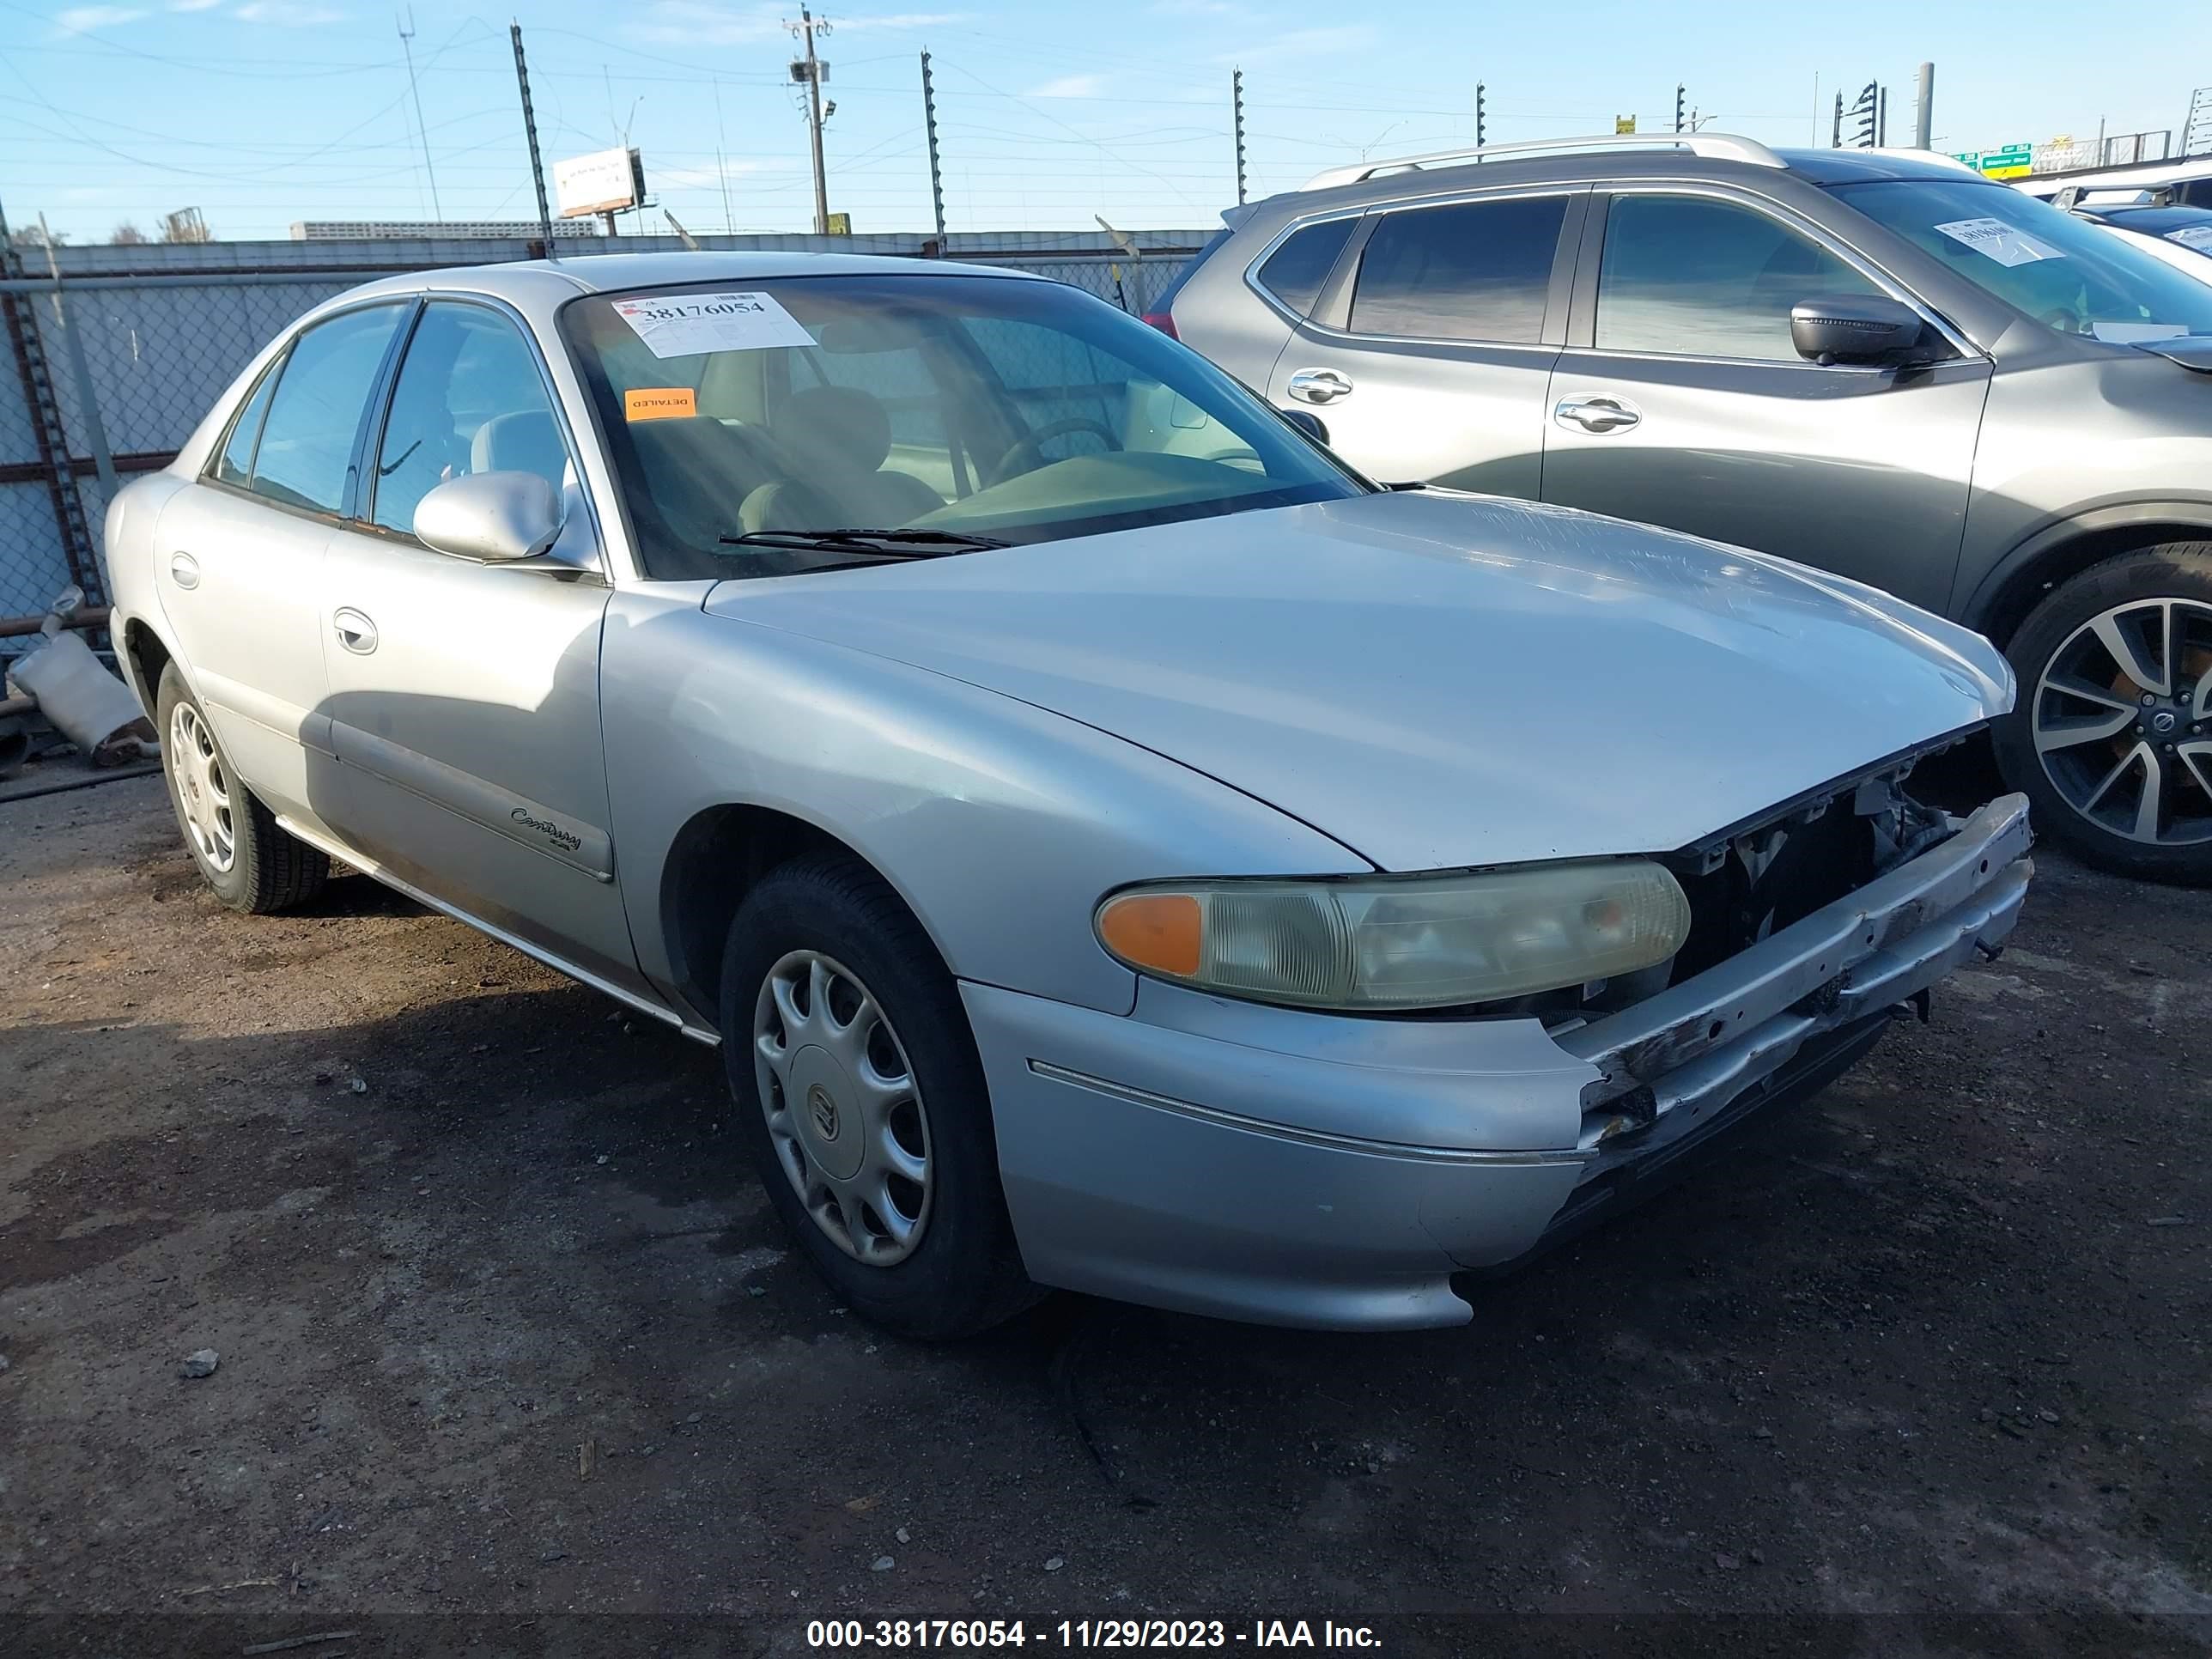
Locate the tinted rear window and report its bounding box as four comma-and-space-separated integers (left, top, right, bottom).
1254, 218, 1356, 316
1348, 196, 1565, 343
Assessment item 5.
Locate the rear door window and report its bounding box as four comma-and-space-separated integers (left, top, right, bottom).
247, 304, 407, 514
213, 356, 283, 488
1254, 218, 1357, 316
1348, 195, 1568, 343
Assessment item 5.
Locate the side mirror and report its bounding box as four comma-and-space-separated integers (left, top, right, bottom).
1279, 407, 1330, 446
1790, 295, 1931, 367
414, 471, 564, 562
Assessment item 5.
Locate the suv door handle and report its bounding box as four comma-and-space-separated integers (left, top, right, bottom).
168, 550, 201, 590
332, 607, 379, 655
1554, 396, 1641, 434
1286, 368, 1353, 404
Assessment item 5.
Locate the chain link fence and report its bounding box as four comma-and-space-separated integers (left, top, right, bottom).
0, 231, 1200, 648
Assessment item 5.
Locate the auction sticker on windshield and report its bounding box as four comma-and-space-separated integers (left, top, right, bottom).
612, 291, 815, 359
2171, 226, 2212, 252
1933, 217, 2065, 268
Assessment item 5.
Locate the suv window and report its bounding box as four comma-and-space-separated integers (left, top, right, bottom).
214, 356, 283, 488
1595, 195, 1881, 362
1348, 196, 1566, 343
248, 305, 406, 514
372, 302, 566, 538
1255, 218, 1356, 316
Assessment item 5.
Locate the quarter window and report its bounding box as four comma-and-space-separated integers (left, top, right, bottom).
1348, 196, 1567, 343
214, 356, 283, 488
1594, 195, 1883, 362
1255, 218, 1357, 316
371, 302, 567, 538
247, 305, 406, 515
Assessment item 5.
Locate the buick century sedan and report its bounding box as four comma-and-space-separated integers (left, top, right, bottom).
107, 252, 2032, 1336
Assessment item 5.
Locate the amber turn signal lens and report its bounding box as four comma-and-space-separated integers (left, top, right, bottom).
1096, 891, 1203, 978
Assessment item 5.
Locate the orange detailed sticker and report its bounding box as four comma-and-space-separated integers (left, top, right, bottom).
624, 386, 697, 422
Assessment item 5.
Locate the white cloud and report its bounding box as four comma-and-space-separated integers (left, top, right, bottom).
169, 0, 222, 9
1026, 74, 1106, 99
636, 3, 961, 45
1218, 24, 1374, 65
232, 0, 342, 21
52, 5, 149, 31
654, 158, 775, 191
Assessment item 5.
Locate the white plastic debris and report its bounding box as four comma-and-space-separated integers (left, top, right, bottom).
6, 586, 154, 761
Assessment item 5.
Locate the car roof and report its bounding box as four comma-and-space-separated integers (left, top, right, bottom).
1247, 137, 1992, 222
337, 249, 1034, 308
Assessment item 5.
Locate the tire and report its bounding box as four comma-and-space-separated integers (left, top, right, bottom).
155, 663, 330, 913
1991, 544, 2212, 884
718, 852, 1038, 1339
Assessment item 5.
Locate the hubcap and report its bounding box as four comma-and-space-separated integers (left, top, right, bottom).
2032, 597, 2212, 848
752, 951, 933, 1266
167, 702, 237, 873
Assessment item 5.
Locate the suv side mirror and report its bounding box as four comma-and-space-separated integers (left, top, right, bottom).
1279, 407, 1330, 446
1790, 295, 1931, 367
414, 471, 564, 562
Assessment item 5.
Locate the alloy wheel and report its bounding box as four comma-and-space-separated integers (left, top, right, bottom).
751, 950, 933, 1266
2031, 596, 2212, 847
167, 702, 237, 873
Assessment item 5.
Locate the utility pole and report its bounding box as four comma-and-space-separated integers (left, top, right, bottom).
789, 8, 831, 236
714, 77, 735, 234
1674, 82, 1686, 135
510, 23, 553, 254
1877, 85, 1888, 147
1832, 89, 1844, 148
1231, 69, 1249, 205
396, 9, 441, 222
1913, 62, 1935, 149
920, 50, 946, 240
1475, 81, 1486, 149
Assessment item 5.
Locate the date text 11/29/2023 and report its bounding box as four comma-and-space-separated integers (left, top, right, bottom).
805, 1620, 1383, 1650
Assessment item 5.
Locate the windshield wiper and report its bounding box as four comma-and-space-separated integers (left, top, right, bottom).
717, 526, 1010, 559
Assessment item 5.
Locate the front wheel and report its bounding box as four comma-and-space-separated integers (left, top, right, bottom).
1992, 544, 2212, 884
718, 853, 1037, 1339
155, 664, 329, 912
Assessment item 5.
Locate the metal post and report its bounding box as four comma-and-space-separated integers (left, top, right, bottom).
1832, 90, 1843, 148
1674, 83, 1686, 135
921, 50, 946, 241
1231, 69, 1248, 205
1475, 82, 1486, 149
35, 216, 117, 512
1877, 85, 1888, 148
1913, 62, 1934, 149
510, 24, 554, 255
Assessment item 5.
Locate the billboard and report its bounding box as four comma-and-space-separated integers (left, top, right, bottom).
554, 147, 646, 218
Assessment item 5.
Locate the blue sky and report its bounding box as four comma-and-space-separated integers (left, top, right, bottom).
5, 0, 2210, 243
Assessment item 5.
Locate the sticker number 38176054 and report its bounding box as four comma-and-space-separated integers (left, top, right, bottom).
611, 291, 817, 359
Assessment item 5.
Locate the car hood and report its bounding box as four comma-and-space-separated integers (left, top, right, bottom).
702, 491, 2012, 871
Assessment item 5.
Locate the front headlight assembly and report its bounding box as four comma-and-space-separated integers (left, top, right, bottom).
1094, 860, 1692, 1012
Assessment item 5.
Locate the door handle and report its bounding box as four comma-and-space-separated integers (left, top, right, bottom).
1285, 368, 1353, 404
332, 607, 379, 655
168, 550, 201, 590
1554, 396, 1642, 434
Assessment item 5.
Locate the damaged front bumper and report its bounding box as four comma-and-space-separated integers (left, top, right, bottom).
1523, 792, 2034, 1256
965, 793, 2034, 1331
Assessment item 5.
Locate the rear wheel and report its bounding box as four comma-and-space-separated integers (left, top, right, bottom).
1992, 545, 2212, 884
155, 664, 329, 912
718, 852, 1037, 1339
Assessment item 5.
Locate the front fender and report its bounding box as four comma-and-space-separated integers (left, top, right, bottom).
599, 587, 1372, 1018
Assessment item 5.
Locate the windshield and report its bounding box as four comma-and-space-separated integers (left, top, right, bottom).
1835, 179, 2212, 342
561, 272, 1364, 579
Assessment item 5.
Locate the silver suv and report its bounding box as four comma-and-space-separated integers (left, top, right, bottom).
1159, 135, 2212, 883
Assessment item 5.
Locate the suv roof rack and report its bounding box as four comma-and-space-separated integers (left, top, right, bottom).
1300, 131, 1786, 192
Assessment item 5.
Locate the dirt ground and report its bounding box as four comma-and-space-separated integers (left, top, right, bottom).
3, 776, 2209, 1656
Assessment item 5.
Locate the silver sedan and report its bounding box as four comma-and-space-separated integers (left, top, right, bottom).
106, 252, 2032, 1337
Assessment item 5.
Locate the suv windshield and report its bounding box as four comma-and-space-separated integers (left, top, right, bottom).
1835, 179, 2212, 342
562, 272, 1364, 579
